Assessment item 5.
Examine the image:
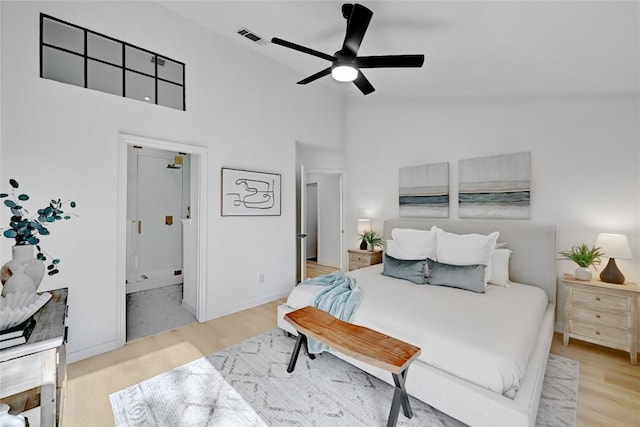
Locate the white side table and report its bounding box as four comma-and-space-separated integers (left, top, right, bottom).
0, 288, 68, 425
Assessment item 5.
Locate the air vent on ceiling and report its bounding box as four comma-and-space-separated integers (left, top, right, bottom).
237, 27, 268, 46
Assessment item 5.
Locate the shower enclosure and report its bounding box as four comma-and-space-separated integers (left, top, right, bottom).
126, 146, 190, 294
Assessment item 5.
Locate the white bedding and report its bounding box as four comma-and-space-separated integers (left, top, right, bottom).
287, 264, 548, 397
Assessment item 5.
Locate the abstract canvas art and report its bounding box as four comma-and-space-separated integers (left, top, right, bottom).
399, 162, 449, 218
221, 168, 281, 216
458, 152, 530, 219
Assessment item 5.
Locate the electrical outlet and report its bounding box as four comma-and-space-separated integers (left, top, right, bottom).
259, 273, 264, 284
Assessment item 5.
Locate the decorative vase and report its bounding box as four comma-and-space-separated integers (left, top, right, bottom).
1, 245, 45, 296
0, 403, 26, 427
360, 239, 368, 250
574, 267, 592, 281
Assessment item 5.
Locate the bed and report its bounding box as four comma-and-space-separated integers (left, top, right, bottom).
277, 219, 557, 427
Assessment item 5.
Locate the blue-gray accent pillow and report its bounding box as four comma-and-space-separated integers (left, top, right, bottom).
382, 254, 426, 284
426, 258, 486, 293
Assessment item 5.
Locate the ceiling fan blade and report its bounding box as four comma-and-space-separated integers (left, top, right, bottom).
297, 68, 332, 85
271, 37, 335, 62
341, 4, 373, 58
357, 55, 425, 68
353, 71, 375, 95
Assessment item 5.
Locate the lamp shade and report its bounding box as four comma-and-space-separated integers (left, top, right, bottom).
595, 233, 633, 259
357, 218, 371, 235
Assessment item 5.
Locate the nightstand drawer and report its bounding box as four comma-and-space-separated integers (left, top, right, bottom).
570, 306, 631, 330
569, 320, 630, 347
350, 253, 372, 263
572, 288, 630, 312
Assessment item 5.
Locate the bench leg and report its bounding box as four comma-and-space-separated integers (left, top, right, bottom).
287, 334, 305, 373
286, 333, 315, 372
387, 368, 413, 427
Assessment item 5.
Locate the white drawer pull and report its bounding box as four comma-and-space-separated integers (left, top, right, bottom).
595, 296, 601, 301
596, 314, 601, 319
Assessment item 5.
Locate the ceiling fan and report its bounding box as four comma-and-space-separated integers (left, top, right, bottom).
271, 3, 425, 95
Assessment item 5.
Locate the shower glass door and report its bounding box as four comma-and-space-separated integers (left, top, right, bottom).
126, 147, 184, 290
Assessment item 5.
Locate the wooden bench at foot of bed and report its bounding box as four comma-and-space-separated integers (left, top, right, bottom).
284, 306, 422, 427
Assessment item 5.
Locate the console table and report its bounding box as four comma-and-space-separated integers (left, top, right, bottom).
0, 288, 68, 426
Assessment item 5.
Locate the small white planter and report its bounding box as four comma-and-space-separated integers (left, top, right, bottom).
574, 267, 592, 281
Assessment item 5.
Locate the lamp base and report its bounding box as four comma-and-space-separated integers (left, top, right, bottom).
359, 239, 368, 250
599, 257, 625, 284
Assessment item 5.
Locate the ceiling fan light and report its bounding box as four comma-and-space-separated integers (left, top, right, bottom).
331, 64, 358, 82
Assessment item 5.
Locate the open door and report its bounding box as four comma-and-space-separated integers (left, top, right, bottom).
298, 165, 307, 281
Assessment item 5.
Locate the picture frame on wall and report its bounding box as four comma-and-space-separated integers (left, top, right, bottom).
399, 162, 450, 218
458, 152, 530, 219
221, 168, 281, 216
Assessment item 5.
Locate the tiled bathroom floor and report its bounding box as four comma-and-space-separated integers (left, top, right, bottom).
126, 283, 197, 341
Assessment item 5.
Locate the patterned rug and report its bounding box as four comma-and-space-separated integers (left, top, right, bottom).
110, 329, 578, 426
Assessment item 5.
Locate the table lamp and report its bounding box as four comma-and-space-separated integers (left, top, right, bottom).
595, 233, 633, 284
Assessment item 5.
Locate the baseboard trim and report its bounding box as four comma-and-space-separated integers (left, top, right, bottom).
206, 291, 290, 321
182, 300, 196, 315
67, 338, 120, 363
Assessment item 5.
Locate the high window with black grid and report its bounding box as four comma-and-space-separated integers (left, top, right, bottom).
40, 14, 185, 111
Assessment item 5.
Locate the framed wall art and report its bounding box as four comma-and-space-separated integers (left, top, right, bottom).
458, 152, 530, 219
399, 162, 449, 218
221, 168, 281, 216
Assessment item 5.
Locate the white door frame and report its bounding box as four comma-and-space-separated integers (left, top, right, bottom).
304, 169, 345, 270
299, 165, 306, 281
116, 133, 208, 346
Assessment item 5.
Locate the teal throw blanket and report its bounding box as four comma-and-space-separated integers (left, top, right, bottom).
299, 272, 362, 353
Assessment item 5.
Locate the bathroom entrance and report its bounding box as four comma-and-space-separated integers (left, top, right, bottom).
125, 145, 195, 340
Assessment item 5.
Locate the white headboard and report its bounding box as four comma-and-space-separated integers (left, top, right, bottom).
383, 219, 558, 304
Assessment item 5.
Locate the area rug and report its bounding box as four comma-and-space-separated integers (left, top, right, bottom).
110, 329, 578, 427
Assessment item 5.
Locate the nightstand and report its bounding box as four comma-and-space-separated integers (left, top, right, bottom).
562, 274, 639, 364
348, 248, 383, 271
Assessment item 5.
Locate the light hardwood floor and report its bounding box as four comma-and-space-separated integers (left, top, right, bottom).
305, 259, 340, 278
62, 299, 285, 426
59, 300, 640, 427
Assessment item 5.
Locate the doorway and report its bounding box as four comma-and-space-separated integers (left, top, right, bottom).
125, 146, 194, 340
117, 134, 208, 346
298, 168, 344, 281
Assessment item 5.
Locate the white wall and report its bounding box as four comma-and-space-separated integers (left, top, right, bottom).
0, 1, 344, 361
344, 96, 640, 331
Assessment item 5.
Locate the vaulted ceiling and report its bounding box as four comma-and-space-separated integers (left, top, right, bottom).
160, 1, 639, 101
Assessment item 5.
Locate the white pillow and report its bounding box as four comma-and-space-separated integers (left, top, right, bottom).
390, 226, 437, 260
435, 227, 499, 285
385, 239, 401, 258
489, 248, 512, 287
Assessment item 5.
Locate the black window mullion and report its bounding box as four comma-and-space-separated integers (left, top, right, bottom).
154, 55, 158, 105
122, 43, 126, 98
182, 64, 186, 111
83, 29, 88, 88
39, 15, 44, 78
41, 42, 84, 58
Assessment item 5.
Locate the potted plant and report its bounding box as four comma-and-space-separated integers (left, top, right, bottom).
1, 179, 76, 294
359, 230, 384, 252
558, 243, 604, 281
